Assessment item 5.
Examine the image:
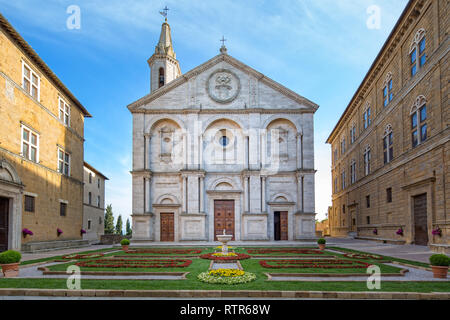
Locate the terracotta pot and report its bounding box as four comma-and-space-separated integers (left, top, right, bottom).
122, 245, 129, 252
431, 266, 448, 279
318, 244, 326, 250
1, 262, 20, 278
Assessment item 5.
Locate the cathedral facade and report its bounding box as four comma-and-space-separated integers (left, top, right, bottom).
129, 19, 318, 242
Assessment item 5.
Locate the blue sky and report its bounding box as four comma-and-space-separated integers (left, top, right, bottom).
0, 0, 408, 226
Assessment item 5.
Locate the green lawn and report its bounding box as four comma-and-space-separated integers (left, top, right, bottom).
3, 245, 447, 293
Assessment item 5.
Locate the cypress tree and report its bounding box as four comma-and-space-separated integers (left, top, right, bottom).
104, 204, 115, 234
115, 214, 123, 236
126, 218, 132, 236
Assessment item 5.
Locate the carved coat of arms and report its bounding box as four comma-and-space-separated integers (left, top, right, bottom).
207, 69, 240, 103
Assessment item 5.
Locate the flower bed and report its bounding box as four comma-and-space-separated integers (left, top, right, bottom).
125, 249, 202, 254
246, 248, 323, 255
259, 259, 370, 269
75, 258, 192, 268
199, 253, 251, 261
61, 253, 104, 260
343, 253, 383, 260
198, 269, 256, 284
212, 252, 237, 257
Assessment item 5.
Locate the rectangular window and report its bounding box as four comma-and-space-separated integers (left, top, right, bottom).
97, 196, 100, 208
99, 217, 102, 225
88, 192, 92, 205
419, 37, 426, 67
411, 48, 417, 76
366, 195, 370, 208
98, 179, 100, 189
386, 188, 392, 203
383, 132, 394, 164
411, 105, 427, 148
60, 202, 67, 217
58, 148, 70, 176
89, 173, 92, 184
87, 220, 91, 230
24, 195, 35, 212
364, 149, 371, 176
58, 97, 70, 126
22, 61, 40, 100
341, 171, 346, 190
350, 162, 356, 184
21, 125, 39, 163
366, 216, 371, 225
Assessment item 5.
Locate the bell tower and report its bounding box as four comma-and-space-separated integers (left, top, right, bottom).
148, 9, 181, 93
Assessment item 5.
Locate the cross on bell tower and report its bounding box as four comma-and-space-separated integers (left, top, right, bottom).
159, 6, 169, 21
220, 35, 228, 54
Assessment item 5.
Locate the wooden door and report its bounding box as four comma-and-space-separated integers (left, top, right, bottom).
160, 213, 174, 242
279, 211, 288, 240
413, 194, 428, 246
214, 200, 235, 241
274, 211, 288, 241
0, 197, 9, 252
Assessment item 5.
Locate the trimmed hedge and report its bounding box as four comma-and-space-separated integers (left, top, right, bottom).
429, 254, 449, 267
0, 250, 21, 264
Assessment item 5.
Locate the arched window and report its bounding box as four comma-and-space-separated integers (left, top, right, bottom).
409, 29, 426, 77
159, 67, 165, 88
383, 125, 394, 164
410, 95, 427, 148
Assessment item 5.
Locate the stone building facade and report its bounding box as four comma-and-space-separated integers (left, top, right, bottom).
0, 14, 91, 251
326, 0, 449, 253
83, 162, 108, 242
129, 19, 318, 242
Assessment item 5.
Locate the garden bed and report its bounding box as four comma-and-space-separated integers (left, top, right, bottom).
259, 259, 370, 269
75, 258, 193, 268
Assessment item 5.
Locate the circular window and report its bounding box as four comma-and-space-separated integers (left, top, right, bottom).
220, 136, 229, 147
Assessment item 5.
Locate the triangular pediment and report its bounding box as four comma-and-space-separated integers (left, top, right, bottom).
128, 53, 319, 113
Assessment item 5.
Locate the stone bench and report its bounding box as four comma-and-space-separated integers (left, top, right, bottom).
21, 239, 90, 253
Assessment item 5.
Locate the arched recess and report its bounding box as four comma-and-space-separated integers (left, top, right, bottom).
262, 115, 301, 135
271, 193, 292, 203
145, 115, 186, 135
0, 160, 22, 185
202, 115, 245, 132
155, 194, 180, 205
208, 177, 239, 191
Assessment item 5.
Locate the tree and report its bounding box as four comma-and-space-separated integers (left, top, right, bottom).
126, 218, 132, 236
115, 214, 123, 236
104, 204, 115, 234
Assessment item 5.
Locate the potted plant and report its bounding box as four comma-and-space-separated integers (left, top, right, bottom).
317, 238, 326, 250
432, 227, 442, 237
0, 250, 22, 278
396, 227, 403, 236
429, 254, 449, 279
57, 228, 63, 237
120, 238, 130, 252
80, 229, 86, 236
22, 228, 33, 238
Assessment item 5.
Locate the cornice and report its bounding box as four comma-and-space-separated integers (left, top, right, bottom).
326, 0, 428, 144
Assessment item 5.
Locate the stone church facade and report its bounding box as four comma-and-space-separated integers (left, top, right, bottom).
129, 19, 318, 242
